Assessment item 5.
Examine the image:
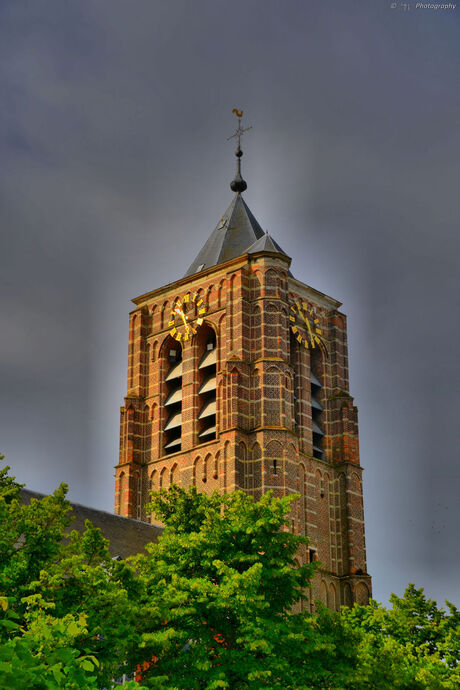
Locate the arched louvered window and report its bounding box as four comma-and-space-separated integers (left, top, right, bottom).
310, 349, 325, 460
163, 340, 183, 455
134, 471, 141, 520
289, 331, 301, 430
117, 471, 126, 515
197, 325, 217, 443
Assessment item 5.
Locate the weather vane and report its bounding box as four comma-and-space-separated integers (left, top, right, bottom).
227, 109, 252, 147
228, 109, 252, 194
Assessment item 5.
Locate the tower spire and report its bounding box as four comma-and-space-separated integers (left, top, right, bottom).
227, 108, 252, 194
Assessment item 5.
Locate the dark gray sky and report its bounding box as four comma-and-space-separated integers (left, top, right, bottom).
1, 1, 459, 608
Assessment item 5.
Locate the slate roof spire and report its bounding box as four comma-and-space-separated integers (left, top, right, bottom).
184, 111, 290, 278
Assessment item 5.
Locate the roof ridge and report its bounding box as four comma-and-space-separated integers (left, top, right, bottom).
245, 231, 289, 258
184, 194, 265, 277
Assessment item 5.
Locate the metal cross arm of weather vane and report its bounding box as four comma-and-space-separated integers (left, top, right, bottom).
227, 108, 252, 147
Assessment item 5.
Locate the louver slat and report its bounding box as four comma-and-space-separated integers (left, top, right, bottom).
198, 349, 217, 369
311, 398, 323, 412
164, 412, 182, 431
164, 437, 181, 451
164, 388, 182, 406
310, 372, 322, 388
165, 362, 183, 382
198, 425, 216, 439
198, 400, 216, 419
312, 420, 324, 436
198, 375, 217, 395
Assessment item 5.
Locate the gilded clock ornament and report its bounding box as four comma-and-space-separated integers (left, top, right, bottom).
168, 292, 207, 342
289, 301, 326, 352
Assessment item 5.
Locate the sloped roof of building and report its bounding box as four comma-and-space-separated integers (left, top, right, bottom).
21, 489, 162, 560
185, 194, 287, 277
246, 231, 288, 256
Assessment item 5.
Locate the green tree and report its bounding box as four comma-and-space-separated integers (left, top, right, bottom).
130, 486, 356, 689
2, 455, 460, 689
341, 585, 460, 689
1, 460, 355, 689
0, 457, 144, 688
0, 598, 100, 689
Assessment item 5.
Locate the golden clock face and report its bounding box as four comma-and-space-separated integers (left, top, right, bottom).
168, 292, 206, 342
289, 301, 324, 350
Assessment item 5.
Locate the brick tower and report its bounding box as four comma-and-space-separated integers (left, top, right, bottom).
115, 116, 371, 609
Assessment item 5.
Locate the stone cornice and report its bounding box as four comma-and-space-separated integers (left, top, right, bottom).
288, 275, 342, 310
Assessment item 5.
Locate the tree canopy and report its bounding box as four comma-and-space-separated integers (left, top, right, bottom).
1, 456, 459, 689
130, 486, 356, 688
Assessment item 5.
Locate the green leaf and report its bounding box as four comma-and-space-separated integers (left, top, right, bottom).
54, 647, 76, 663
80, 658, 95, 671
0, 619, 20, 631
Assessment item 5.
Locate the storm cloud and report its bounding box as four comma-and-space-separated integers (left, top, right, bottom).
1, 1, 459, 606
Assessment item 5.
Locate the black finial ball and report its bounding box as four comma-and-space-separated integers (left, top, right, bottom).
235, 147, 243, 158
230, 177, 247, 193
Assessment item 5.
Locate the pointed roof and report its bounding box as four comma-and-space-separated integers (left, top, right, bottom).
246, 231, 288, 256
185, 112, 289, 277
185, 194, 266, 277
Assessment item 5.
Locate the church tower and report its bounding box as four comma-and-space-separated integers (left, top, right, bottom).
115, 114, 371, 609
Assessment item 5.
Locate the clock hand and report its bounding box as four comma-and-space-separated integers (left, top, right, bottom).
176, 307, 190, 332
300, 311, 315, 347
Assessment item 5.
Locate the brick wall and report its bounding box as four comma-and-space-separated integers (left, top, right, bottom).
115, 251, 372, 608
